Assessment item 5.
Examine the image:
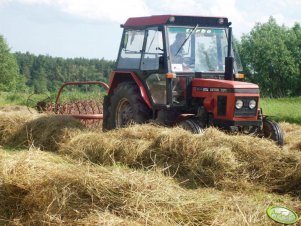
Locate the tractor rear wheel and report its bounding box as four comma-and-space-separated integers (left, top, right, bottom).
104, 82, 152, 130
178, 118, 204, 134
262, 118, 284, 146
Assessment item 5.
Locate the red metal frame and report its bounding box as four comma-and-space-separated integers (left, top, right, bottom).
192, 78, 260, 121
123, 15, 227, 27
55, 81, 109, 120
108, 71, 152, 108
124, 15, 171, 27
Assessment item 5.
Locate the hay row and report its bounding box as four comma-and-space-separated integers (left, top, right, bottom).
0, 150, 218, 225
60, 124, 301, 193
0, 112, 84, 151
1, 111, 301, 193
0, 149, 300, 225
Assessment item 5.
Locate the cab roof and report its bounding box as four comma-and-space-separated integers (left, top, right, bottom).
123, 15, 229, 28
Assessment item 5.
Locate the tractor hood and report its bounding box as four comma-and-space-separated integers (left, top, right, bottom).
192, 78, 259, 93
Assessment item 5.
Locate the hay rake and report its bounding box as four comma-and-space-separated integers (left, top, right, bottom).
27, 81, 109, 128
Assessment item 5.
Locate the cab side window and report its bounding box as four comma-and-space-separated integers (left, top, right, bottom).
117, 30, 145, 69
141, 28, 163, 70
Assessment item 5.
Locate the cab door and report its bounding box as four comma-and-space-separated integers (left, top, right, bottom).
142, 27, 168, 106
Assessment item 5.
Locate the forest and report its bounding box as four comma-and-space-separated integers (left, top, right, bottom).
0, 38, 114, 93
14, 53, 114, 93
0, 17, 301, 97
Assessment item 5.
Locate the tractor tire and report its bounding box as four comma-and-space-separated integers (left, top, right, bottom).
178, 118, 204, 134
103, 82, 152, 130
262, 118, 284, 146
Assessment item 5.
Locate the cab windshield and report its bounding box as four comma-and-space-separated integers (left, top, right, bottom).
168, 26, 240, 74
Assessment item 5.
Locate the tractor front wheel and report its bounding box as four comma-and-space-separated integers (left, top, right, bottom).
178, 118, 204, 134
261, 118, 284, 146
104, 82, 152, 130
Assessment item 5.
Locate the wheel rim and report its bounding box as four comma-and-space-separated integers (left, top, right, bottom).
115, 98, 134, 127
178, 119, 204, 134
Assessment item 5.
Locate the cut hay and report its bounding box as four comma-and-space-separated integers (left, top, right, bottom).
1, 110, 301, 225
76, 211, 141, 226
0, 105, 37, 113
0, 105, 38, 116
61, 124, 301, 192
210, 191, 301, 225
8, 115, 85, 151
0, 149, 218, 225
0, 111, 37, 145
1, 111, 301, 193
281, 122, 301, 151
0, 149, 300, 225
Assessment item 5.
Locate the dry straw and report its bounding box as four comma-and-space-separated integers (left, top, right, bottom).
61, 124, 301, 193
0, 149, 299, 225
0, 111, 37, 145
281, 122, 301, 151
0, 150, 219, 225
0, 112, 301, 225
1, 112, 301, 193
0, 105, 35, 113
8, 115, 84, 151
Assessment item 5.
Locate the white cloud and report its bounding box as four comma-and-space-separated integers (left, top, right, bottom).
58, 0, 150, 23
0, 0, 254, 36
1, 0, 245, 24
258, 13, 298, 28
2, 0, 301, 36
0, 0, 10, 6
144, 0, 250, 36
7, 0, 150, 23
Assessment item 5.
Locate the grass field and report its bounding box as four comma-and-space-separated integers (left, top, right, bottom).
0, 91, 104, 109
260, 96, 301, 124
0, 92, 29, 106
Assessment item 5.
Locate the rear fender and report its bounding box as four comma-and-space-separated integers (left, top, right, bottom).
108, 71, 152, 108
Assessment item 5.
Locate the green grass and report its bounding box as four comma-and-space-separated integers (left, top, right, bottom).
260, 97, 301, 124
0, 92, 29, 106
0, 91, 105, 108
1, 92, 301, 124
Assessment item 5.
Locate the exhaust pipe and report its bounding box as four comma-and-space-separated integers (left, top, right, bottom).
225, 27, 234, 80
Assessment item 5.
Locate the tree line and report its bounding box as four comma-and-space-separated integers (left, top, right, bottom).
0, 37, 115, 93
14, 52, 115, 93
237, 17, 301, 97
0, 17, 301, 97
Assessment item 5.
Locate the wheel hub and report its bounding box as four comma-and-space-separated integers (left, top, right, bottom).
116, 98, 134, 127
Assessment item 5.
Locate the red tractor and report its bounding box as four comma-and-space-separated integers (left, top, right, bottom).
102, 15, 284, 145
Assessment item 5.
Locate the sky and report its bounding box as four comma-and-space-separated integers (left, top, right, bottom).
0, 0, 301, 60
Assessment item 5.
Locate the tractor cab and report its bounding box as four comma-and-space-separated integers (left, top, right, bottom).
103, 15, 284, 146
114, 15, 241, 108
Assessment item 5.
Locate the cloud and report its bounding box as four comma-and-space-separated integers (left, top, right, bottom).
144, 0, 250, 36
58, 0, 150, 23
0, 0, 254, 36
6, 0, 150, 23
1, 0, 244, 24
2, 0, 301, 36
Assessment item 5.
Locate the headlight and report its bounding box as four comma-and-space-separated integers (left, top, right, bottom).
235, 99, 243, 109
249, 99, 257, 109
